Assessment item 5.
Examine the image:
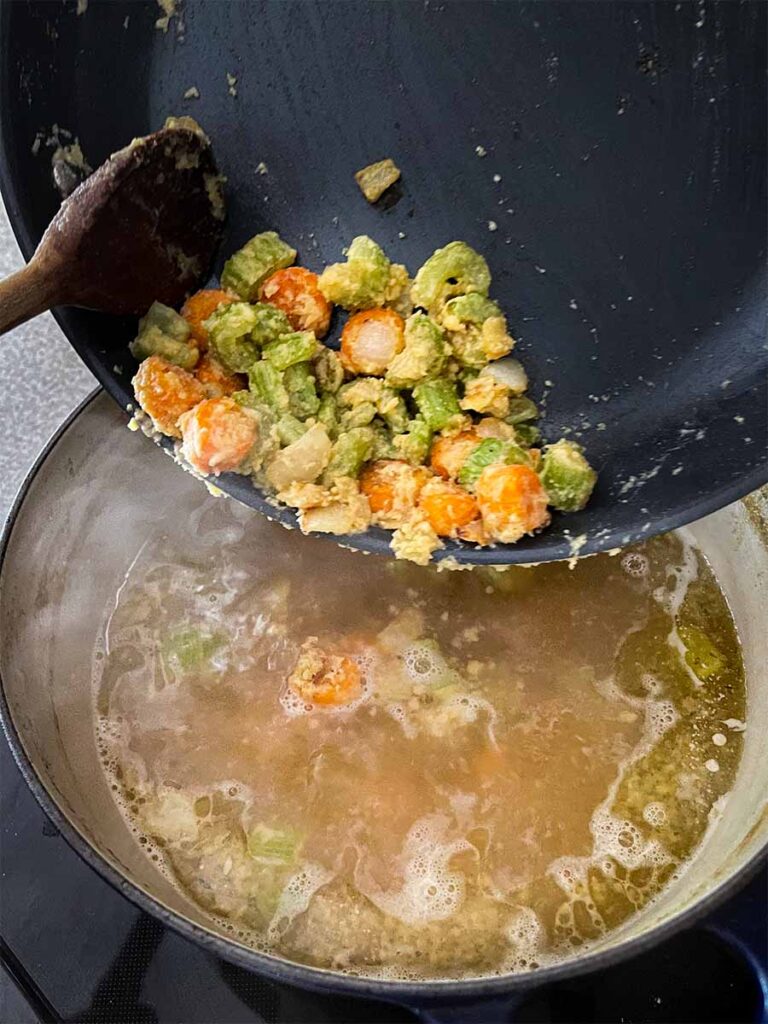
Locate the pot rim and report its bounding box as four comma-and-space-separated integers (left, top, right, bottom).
0, 387, 765, 1004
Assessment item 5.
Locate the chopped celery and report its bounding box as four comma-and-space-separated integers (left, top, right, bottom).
370, 421, 396, 460
385, 314, 447, 389
412, 378, 462, 431
313, 347, 344, 394
284, 362, 320, 419
276, 414, 309, 446
378, 388, 409, 433
506, 396, 539, 425
338, 377, 384, 408
440, 293, 501, 327
392, 418, 433, 465
539, 439, 597, 511
678, 623, 726, 681
249, 360, 290, 413
340, 401, 377, 430
249, 302, 293, 346
262, 331, 319, 372
317, 235, 391, 309
458, 438, 532, 489
449, 315, 514, 369
411, 241, 491, 313
514, 423, 541, 447
323, 427, 375, 483
247, 823, 302, 865
206, 302, 260, 372
220, 231, 296, 300
162, 628, 224, 673
130, 301, 198, 369
316, 393, 339, 438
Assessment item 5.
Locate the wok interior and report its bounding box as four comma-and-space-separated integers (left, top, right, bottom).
1, 393, 766, 984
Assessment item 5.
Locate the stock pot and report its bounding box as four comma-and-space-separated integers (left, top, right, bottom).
0, 391, 766, 1021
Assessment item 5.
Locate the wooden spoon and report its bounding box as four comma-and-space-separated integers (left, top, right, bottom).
0, 118, 225, 334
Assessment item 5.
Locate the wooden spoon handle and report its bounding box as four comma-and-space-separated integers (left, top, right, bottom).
0, 256, 68, 335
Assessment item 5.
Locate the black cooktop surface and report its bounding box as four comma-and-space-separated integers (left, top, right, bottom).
1, 725, 765, 1024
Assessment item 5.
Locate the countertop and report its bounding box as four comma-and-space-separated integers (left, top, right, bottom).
0, 199, 95, 523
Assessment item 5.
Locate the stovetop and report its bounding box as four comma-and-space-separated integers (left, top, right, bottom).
1, 725, 765, 1024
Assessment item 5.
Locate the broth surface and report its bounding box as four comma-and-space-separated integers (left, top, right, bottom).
94, 501, 745, 978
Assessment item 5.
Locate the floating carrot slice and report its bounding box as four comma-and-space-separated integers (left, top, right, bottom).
475, 463, 550, 543
417, 478, 479, 537
260, 267, 332, 338
340, 308, 405, 376
181, 289, 236, 348
178, 396, 258, 476
429, 430, 481, 480
194, 353, 246, 398
289, 639, 363, 707
133, 354, 206, 438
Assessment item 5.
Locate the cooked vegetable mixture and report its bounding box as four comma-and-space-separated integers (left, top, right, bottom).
131, 233, 596, 563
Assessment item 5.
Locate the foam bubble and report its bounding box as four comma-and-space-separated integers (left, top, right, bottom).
621, 552, 649, 578
642, 802, 667, 827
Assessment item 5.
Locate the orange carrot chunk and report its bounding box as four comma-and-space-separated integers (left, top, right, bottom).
417, 478, 480, 537
360, 459, 430, 521
288, 639, 363, 707
429, 430, 481, 480
194, 353, 246, 398
178, 396, 258, 476
340, 308, 405, 376
475, 463, 550, 543
181, 289, 236, 348
260, 267, 332, 338
133, 354, 206, 438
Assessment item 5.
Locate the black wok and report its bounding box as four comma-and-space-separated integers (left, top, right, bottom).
0, 0, 766, 564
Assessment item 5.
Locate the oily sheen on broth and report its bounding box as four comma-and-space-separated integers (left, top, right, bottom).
93, 498, 745, 979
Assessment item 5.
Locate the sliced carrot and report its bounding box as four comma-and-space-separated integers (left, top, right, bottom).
133, 354, 206, 438
475, 463, 550, 544
289, 640, 363, 707
360, 459, 430, 522
429, 430, 481, 480
340, 308, 405, 376
178, 396, 258, 476
194, 353, 246, 398
260, 267, 332, 337
417, 478, 479, 537
181, 289, 236, 348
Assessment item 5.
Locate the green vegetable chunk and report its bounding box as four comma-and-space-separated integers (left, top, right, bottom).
392, 418, 433, 465
505, 396, 539, 425
539, 439, 597, 511
162, 628, 224, 673
514, 423, 541, 447
385, 314, 447, 388
249, 302, 293, 345
457, 438, 532, 489
317, 235, 393, 310
206, 302, 260, 372
412, 378, 462, 431
323, 427, 375, 483
313, 347, 344, 394
247, 824, 302, 865
678, 623, 726, 681
221, 231, 297, 300
262, 331, 319, 372
276, 414, 309, 446
249, 360, 289, 413
340, 401, 377, 430
130, 301, 198, 369
441, 293, 501, 326
316, 393, 339, 438
411, 241, 491, 313
284, 362, 320, 419
378, 388, 409, 433
369, 421, 396, 460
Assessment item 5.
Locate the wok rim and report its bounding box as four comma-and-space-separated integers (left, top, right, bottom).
0, 387, 765, 1006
